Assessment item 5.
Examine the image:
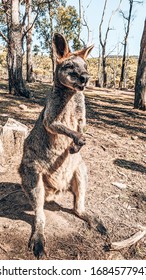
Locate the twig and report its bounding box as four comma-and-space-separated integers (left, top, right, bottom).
0, 244, 7, 253
0, 30, 8, 43
86, 132, 93, 137
102, 195, 120, 204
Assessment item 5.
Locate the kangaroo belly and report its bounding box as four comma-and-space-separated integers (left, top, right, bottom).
43, 152, 81, 194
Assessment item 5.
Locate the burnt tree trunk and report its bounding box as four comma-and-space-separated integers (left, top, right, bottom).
134, 20, 146, 110
3, 0, 30, 97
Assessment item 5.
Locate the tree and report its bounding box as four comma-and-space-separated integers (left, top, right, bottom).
35, 1, 82, 77
99, 0, 122, 87
119, 0, 143, 89
134, 19, 146, 110
0, 0, 42, 96
34, 0, 59, 77
1, 0, 30, 97
55, 5, 81, 50
119, 0, 133, 88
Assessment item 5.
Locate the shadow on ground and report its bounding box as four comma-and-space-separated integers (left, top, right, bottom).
0, 182, 106, 260
0, 80, 52, 126
114, 159, 146, 174
85, 94, 146, 140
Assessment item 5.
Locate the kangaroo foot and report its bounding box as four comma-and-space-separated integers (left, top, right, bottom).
74, 211, 92, 228
29, 233, 46, 259
95, 218, 107, 236
74, 211, 108, 234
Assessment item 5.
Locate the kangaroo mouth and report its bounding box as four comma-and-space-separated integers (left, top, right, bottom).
74, 84, 85, 91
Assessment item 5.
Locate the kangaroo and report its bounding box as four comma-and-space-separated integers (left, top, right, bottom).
19, 33, 94, 259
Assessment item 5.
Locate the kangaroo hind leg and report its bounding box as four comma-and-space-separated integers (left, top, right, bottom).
21, 167, 46, 259
71, 161, 90, 225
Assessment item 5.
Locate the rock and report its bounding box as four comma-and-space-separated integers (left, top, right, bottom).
131, 135, 138, 140
112, 182, 127, 190
19, 104, 28, 111
0, 118, 28, 164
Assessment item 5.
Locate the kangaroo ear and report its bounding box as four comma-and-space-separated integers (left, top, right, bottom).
75, 44, 94, 60
53, 33, 70, 59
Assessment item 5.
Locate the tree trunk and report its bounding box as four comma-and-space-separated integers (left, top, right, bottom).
26, 0, 34, 83
119, 0, 133, 89
119, 40, 127, 89
48, 1, 55, 80
134, 19, 146, 110
101, 47, 107, 87
5, 0, 30, 97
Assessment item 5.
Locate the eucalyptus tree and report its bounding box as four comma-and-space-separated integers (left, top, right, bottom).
0, 0, 41, 96
119, 0, 143, 89
0, 0, 29, 96
99, 0, 122, 87
134, 19, 146, 110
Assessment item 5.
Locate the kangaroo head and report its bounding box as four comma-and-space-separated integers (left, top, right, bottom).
53, 33, 94, 91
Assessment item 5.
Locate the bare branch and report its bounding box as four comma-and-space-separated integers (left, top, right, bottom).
133, 0, 143, 3
22, 0, 55, 38
82, 5, 91, 44
119, 10, 129, 21
0, 30, 8, 42
105, 39, 124, 57
99, 0, 108, 47
104, 0, 123, 44
86, 0, 93, 9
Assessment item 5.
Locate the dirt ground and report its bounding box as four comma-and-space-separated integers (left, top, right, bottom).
0, 79, 146, 260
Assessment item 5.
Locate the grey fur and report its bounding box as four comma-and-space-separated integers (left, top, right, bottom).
19, 33, 93, 259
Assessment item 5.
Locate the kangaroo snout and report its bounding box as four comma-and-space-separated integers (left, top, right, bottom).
80, 74, 89, 84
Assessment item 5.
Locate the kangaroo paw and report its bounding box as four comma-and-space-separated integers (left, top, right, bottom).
69, 144, 81, 154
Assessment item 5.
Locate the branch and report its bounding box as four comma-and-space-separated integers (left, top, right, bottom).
111, 229, 146, 250
119, 10, 129, 21
105, 39, 124, 57
86, 0, 93, 9
104, 0, 123, 44
133, 0, 143, 3
22, 11, 28, 27
82, 5, 91, 44
99, 0, 108, 48
22, 9, 39, 39
22, 0, 54, 39
0, 30, 8, 42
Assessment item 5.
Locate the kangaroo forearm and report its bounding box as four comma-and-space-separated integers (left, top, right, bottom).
43, 119, 79, 140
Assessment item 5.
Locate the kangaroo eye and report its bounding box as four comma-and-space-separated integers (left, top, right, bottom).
63, 63, 74, 70
69, 72, 77, 78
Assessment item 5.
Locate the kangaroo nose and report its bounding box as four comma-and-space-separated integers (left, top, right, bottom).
80, 74, 89, 84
